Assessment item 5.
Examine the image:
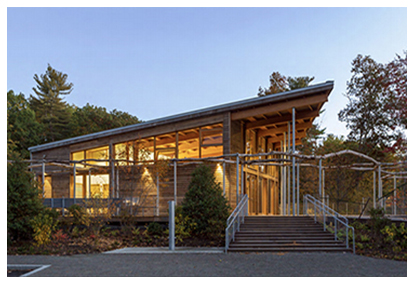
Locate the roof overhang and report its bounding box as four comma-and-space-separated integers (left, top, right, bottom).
29, 80, 333, 153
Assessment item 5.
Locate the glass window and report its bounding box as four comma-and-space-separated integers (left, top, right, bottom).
178, 129, 199, 159
90, 174, 110, 199
86, 146, 109, 166
72, 151, 85, 167
115, 142, 134, 165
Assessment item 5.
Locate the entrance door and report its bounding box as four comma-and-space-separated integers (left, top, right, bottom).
247, 174, 279, 216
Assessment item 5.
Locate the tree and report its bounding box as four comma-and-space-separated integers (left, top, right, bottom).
338, 52, 407, 158
181, 164, 230, 238
69, 103, 141, 137
30, 64, 73, 142
258, 71, 314, 96
7, 153, 45, 242
7, 90, 44, 158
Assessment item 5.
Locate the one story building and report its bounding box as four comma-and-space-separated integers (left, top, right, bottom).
29, 81, 333, 219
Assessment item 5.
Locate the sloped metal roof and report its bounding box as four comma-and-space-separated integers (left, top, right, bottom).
29, 80, 333, 152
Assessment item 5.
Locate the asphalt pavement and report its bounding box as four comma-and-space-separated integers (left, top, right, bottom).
7, 249, 407, 277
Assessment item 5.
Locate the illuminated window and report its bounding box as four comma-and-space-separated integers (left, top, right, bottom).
86, 146, 109, 166
200, 124, 223, 158
178, 128, 199, 159
115, 142, 134, 165
72, 151, 85, 167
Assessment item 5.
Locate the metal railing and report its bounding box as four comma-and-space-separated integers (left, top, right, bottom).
303, 194, 355, 254
225, 194, 248, 253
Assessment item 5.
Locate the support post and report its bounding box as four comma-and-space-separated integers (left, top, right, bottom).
287, 123, 290, 215
110, 143, 115, 198
236, 154, 240, 205
319, 159, 322, 200
322, 169, 325, 207
174, 160, 177, 204
393, 175, 397, 215
88, 169, 91, 198
292, 107, 296, 216
73, 163, 76, 203
156, 172, 160, 216
62, 196, 65, 216
241, 160, 244, 197
42, 161, 45, 198
297, 163, 300, 216
378, 165, 382, 208
168, 200, 175, 251
373, 171, 376, 209
222, 161, 226, 197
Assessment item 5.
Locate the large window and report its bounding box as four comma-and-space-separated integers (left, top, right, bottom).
178, 128, 199, 159
200, 124, 223, 158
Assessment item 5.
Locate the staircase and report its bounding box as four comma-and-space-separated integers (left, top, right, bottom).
227, 216, 351, 252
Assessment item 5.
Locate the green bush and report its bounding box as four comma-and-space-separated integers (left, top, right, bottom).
368, 208, 390, 240
7, 154, 45, 243
146, 222, 163, 236
181, 164, 230, 238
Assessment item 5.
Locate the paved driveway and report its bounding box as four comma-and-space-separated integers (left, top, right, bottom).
7, 252, 407, 277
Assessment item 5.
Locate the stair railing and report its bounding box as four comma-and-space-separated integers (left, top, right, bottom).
225, 194, 248, 253
303, 194, 355, 254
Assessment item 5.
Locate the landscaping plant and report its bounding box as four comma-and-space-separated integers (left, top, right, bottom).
181, 164, 230, 239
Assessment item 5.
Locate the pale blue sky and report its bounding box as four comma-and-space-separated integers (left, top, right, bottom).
7, 7, 407, 138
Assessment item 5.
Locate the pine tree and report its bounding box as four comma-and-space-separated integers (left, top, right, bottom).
181, 164, 230, 238
30, 64, 73, 142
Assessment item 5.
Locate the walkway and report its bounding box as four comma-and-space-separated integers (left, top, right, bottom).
7, 251, 406, 277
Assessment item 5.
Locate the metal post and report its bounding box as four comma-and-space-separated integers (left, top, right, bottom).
287, 162, 290, 215
110, 143, 115, 198
297, 163, 300, 216
378, 165, 382, 208
236, 154, 240, 205
319, 159, 322, 200
282, 133, 286, 215
88, 169, 92, 198
287, 123, 290, 215
292, 107, 296, 216
373, 171, 376, 209
168, 201, 175, 251
174, 160, 177, 204
222, 161, 226, 197
116, 163, 119, 198
42, 161, 45, 198
156, 172, 160, 216
322, 169, 325, 207
393, 175, 397, 215
73, 163, 76, 203
241, 160, 244, 196
62, 196, 65, 216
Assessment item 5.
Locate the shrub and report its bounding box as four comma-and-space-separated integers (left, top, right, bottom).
146, 222, 163, 236
7, 154, 45, 243
30, 212, 58, 246
68, 204, 90, 226
368, 208, 390, 240
181, 164, 230, 238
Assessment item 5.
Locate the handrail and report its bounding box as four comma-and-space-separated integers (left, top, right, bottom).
303, 194, 355, 254
225, 194, 248, 253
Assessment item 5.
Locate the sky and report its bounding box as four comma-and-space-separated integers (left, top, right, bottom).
7, 6, 407, 139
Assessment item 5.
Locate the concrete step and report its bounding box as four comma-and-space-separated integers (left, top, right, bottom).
229, 216, 348, 253
227, 247, 351, 252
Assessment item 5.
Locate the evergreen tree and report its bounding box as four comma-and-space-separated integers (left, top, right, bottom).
30, 64, 73, 142
7, 152, 45, 242
181, 164, 230, 238
7, 90, 43, 158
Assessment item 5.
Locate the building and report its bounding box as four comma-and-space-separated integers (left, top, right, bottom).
29, 81, 333, 219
